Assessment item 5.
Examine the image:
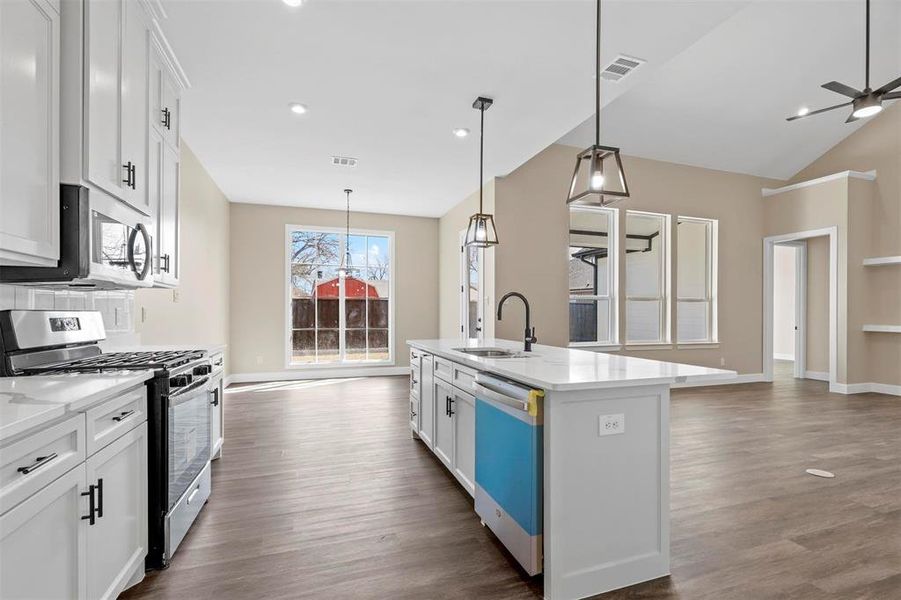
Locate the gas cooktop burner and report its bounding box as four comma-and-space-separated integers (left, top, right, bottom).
24, 350, 206, 374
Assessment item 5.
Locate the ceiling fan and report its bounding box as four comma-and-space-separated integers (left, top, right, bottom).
787, 0, 900, 123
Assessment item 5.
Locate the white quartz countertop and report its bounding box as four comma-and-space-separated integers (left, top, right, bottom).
0, 371, 154, 443
407, 338, 736, 391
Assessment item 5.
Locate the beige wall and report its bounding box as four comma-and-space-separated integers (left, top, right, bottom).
806, 236, 830, 374
438, 180, 495, 339
441, 143, 781, 376
229, 203, 438, 376
135, 144, 231, 368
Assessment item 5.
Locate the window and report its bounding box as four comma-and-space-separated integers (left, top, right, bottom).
569, 206, 617, 345
287, 227, 393, 365
625, 211, 670, 343
677, 217, 717, 343
461, 241, 484, 341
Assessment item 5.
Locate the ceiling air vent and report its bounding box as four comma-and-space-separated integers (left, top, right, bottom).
600, 55, 646, 82
330, 156, 358, 168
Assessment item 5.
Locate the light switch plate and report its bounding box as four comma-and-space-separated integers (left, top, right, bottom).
599, 413, 625, 436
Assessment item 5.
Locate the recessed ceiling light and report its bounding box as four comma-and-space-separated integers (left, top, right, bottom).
282, 0, 303, 7
453, 128, 470, 138
796, 106, 809, 117
289, 102, 308, 115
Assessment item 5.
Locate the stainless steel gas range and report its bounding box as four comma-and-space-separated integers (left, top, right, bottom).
0, 309, 213, 569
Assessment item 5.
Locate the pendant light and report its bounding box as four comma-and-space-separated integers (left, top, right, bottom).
465, 96, 499, 248
565, 0, 629, 206
338, 188, 357, 279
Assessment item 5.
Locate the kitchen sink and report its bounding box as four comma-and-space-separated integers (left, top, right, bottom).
454, 347, 530, 358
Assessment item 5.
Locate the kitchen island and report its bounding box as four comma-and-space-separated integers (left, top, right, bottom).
407, 338, 735, 600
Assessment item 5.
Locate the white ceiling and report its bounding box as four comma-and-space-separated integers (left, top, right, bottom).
558, 0, 901, 180
160, 0, 901, 218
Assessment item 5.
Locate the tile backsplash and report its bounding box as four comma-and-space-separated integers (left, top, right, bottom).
0, 284, 134, 333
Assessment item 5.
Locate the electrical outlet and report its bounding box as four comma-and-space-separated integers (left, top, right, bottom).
599, 414, 625, 436
172, 289, 180, 303
141, 307, 147, 323
720, 357, 726, 366
256, 355, 264, 365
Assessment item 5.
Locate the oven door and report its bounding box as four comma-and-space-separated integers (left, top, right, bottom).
168, 380, 212, 509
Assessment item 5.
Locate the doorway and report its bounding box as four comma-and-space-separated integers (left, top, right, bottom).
763, 227, 837, 389
772, 242, 806, 379
460, 232, 484, 342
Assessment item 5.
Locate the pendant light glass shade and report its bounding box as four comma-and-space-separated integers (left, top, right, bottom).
566, 0, 629, 206
465, 96, 499, 248
465, 213, 499, 248
566, 144, 629, 206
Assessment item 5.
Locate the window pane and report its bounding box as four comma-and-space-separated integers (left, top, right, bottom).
368, 330, 389, 361
570, 208, 609, 296
292, 298, 315, 329
347, 235, 367, 271
627, 300, 662, 343
569, 299, 610, 344
345, 299, 366, 328
292, 330, 315, 363
678, 301, 709, 342
317, 329, 339, 362
625, 213, 664, 297
368, 299, 389, 329
367, 236, 390, 279
677, 220, 709, 299
291, 231, 341, 266
317, 299, 339, 328
345, 329, 367, 361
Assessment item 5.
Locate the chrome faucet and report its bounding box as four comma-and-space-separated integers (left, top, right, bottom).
497, 292, 538, 352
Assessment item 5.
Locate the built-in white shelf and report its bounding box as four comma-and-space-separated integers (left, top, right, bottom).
862, 325, 901, 333
863, 256, 901, 267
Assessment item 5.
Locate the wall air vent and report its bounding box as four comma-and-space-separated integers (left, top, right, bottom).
600, 55, 646, 82
331, 156, 358, 168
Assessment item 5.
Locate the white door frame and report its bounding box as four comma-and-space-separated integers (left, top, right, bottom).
763, 227, 837, 389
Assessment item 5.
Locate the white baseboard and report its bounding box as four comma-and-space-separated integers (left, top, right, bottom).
804, 371, 829, 381
773, 353, 795, 361
672, 373, 766, 389
830, 382, 901, 396
227, 366, 409, 386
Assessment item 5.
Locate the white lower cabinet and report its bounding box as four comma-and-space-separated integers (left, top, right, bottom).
0, 389, 149, 600
433, 379, 455, 469
85, 423, 147, 600
451, 388, 476, 495
0, 467, 88, 600
418, 355, 434, 448
413, 351, 476, 498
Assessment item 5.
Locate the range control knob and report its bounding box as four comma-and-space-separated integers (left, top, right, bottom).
193, 364, 212, 376
169, 374, 191, 388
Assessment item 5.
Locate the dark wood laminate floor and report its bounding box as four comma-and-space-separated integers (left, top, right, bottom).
123, 363, 901, 599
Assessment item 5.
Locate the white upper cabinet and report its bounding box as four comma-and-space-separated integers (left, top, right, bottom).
84, 0, 150, 215
0, 0, 61, 267
151, 44, 180, 150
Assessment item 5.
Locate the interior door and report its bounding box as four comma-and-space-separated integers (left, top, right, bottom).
460, 235, 484, 341
85, 423, 147, 600
0, 466, 88, 600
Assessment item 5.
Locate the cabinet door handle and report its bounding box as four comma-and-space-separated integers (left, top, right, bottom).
112, 409, 135, 422
130, 163, 137, 189
81, 485, 96, 525
162, 107, 171, 129
96, 478, 104, 518
123, 161, 133, 187
17, 452, 58, 475
448, 396, 455, 417
210, 390, 219, 406
161, 253, 171, 273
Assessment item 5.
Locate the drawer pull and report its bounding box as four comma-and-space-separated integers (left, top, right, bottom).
112, 409, 136, 422
17, 452, 59, 475
187, 485, 200, 505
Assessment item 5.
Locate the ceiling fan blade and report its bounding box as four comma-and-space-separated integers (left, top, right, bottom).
786, 101, 853, 121
875, 75, 901, 95
821, 81, 863, 98
883, 92, 901, 100
845, 113, 859, 123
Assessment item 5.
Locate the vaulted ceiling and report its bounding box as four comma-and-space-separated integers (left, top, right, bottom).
160, 0, 901, 217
